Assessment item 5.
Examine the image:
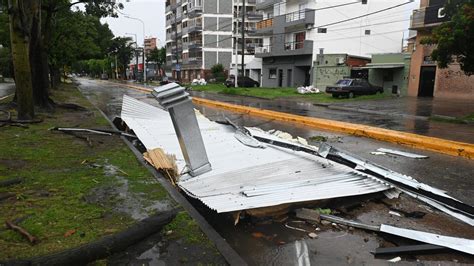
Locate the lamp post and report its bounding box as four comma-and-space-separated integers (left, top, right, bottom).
125, 33, 138, 81
125, 15, 147, 83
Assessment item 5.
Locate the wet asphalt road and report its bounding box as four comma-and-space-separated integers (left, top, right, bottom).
75, 79, 474, 265
0, 83, 15, 98
189, 90, 474, 144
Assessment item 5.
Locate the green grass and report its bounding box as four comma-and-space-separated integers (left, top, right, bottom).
190, 83, 389, 102
163, 211, 214, 248
0, 84, 170, 260
430, 113, 474, 124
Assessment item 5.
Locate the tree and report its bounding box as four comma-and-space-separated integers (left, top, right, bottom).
8, 0, 40, 120
211, 63, 225, 82
0, 11, 13, 78
147, 47, 166, 78
109, 37, 134, 80
422, 0, 474, 75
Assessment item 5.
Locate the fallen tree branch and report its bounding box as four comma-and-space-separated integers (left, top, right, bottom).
1, 209, 177, 266
0, 177, 23, 187
55, 103, 88, 111
0, 193, 15, 201
5, 220, 38, 245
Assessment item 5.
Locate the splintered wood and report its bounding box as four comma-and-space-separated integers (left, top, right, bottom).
144, 148, 179, 184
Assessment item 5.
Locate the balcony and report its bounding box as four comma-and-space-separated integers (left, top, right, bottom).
255, 40, 313, 58
187, 23, 203, 33
246, 12, 264, 21
255, 18, 273, 34
256, 0, 275, 11
188, 6, 203, 18
410, 7, 449, 30
188, 40, 203, 49
165, 3, 177, 13
284, 9, 315, 28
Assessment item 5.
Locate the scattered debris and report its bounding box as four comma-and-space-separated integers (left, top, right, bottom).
374, 244, 447, 256
318, 143, 474, 226
143, 148, 178, 184
297, 86, 320, 94
50, 127, 138, 138
64, 229, 77, 238
191, 78, 207, 86
308, 232, 318, 239
376, 148, 428, 159
318, 214, 474, 255
56, 103, 88, 111
5, 220, 38, 244
388, 211, 402, 217
285, 223, 310, 233
387, 256, 401, 263
295, 208, 321, 224
370, 151, 387, 156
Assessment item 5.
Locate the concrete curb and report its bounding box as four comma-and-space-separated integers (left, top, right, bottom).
80, 82, 248, 265
192, 97, 474, 160
110, 81, 474, 160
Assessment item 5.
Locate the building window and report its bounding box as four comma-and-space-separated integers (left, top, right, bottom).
269, 69, 277, 79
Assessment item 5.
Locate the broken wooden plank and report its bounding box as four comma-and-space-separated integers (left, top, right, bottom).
295, 208, 321, 223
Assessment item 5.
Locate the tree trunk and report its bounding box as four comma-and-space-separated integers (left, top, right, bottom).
29, 1, 52, 109
50, 66, 61, 89
8, 0, 37, 120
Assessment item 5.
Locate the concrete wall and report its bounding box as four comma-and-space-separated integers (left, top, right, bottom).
204, 17, 217, 31
368, 53, 411, 95
204, 51, 217, 68
262, 55, 312, 87
408, 31, 474, 99
204, 0, 217, 13
219, 18, 232, 31
314, 54, 352, 89
218, 52, 232, 71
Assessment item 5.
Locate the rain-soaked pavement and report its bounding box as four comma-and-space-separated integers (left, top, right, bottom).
189, 90, 474, 144
74, 79, 474, 264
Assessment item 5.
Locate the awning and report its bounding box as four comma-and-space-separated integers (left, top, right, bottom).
358, 63, 405, 69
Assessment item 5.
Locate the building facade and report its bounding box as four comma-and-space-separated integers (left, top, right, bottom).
314, 54, 370, 90
364, 53, 411, 96
165, 0, 263, 82
144, 37, 158, 57
408, 0, 474, 99
254, 0, 412, 87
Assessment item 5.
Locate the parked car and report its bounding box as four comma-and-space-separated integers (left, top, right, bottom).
100, 73, 108, 80
225, 75, 260, 88
326, 78, 383, 98
159, 76, 181, 86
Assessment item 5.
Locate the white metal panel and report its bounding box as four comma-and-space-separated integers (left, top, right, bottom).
121, 95, 391, 213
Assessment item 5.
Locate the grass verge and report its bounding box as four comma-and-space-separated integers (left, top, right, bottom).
0, 84, 171, 260
190, 83, 389, 102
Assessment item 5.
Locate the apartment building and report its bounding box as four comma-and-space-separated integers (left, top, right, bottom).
408, 0, 474, 99
165, 0, 263, 82
144, 37, 158, 57
254, 0, 412, 88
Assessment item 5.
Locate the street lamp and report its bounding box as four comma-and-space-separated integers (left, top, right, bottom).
124, 15, 147, 83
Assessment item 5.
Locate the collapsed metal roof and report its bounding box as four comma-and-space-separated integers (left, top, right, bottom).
120, 95, 392, 213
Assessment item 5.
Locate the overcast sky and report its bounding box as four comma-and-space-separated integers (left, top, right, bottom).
102, 0, 167, 48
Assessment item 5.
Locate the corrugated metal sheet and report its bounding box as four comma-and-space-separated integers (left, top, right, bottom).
121, 95, 391, 213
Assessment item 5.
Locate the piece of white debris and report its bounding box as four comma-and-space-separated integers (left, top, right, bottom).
308, 232, 318, 239
388, 257, 402, 263
389, 210, 402, 217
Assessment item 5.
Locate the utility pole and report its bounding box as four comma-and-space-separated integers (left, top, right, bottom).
241, 0, 245, 80
234, 0, 239, 87
173, 10, 180, 82
125, 16, 147, 83
115, 55, 119, 79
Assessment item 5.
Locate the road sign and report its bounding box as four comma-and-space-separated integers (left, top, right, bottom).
176, 64, 181, 72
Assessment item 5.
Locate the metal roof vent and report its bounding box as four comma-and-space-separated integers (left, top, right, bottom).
152, 83, 212, 176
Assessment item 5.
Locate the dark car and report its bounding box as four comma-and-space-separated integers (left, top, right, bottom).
225, 75, 260, 88
160, 76, 181, 86
326, 79, 383, 98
